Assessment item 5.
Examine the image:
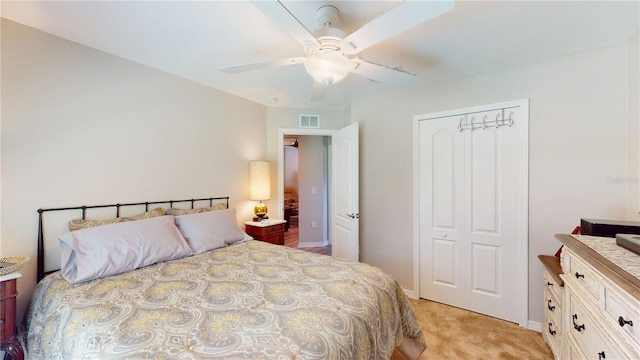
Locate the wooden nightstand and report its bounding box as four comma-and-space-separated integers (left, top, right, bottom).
0, 271, 24, 360
245, 220, 286, 245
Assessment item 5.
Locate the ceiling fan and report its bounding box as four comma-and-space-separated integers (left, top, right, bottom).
284, 138, 299, 147
220, 0, 454, 101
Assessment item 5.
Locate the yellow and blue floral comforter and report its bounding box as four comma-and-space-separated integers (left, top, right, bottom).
26, 240, 426, 359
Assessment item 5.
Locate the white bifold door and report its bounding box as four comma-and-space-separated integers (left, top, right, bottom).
417, 100, 528, 325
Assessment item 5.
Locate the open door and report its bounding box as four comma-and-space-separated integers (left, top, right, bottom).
331, 122, 359, 261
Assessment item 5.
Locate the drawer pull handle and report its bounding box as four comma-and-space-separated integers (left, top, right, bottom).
598, 351, 606, 360
618, 316, 633, 328
546, 281, 553, 287
575, 272, 585, 279
547, 299, 555, 311
547, 322, 556, 336
572, 314, 585, 332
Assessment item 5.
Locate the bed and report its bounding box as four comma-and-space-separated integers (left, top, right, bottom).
24, 197, 426, 359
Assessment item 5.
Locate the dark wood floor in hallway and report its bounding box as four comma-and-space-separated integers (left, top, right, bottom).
284, 224, 331, 256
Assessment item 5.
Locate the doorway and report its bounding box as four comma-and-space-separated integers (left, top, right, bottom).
277, 124, 360, 261
280, 132, 331, 250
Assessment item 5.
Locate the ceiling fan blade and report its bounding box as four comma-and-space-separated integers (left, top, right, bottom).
250, 0, 320, 48
310, 81, 328, 102
352, 59, 417, 83
220, 57, 306, 73
341, 0, 455, 55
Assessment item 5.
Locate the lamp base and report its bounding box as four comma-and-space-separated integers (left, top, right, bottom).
253, 201, 268, 222
253, 215, 269, 222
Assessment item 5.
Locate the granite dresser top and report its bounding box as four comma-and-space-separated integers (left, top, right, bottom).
570, 234, 640, 281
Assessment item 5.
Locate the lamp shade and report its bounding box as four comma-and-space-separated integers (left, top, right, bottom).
249, 161, 271, 201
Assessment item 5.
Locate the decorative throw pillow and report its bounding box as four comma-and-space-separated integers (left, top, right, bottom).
174, 208, 247, 253
124, 207, 165, 221
68, 207, 165, 231
59, 215, 194, 284
68, 217, 125, 232
165, 203, 227, 216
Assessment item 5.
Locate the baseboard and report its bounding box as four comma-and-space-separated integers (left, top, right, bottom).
528, 320, 542, 332
402, 288, 418, 299
297, 241, 327, 248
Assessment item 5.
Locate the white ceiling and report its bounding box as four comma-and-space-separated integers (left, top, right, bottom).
2, 1, 638, 109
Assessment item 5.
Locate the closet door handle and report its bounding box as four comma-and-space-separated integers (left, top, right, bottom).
575, 272, 585, 279
546, 281, 553, 287
598, 351, 606, 359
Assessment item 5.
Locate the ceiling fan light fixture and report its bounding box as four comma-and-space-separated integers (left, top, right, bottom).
304, 52, 354, 86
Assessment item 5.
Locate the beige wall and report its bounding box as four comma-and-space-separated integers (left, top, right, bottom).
351, 40, 635, 325
628, 32, 640, 220
1, 19, 267, 320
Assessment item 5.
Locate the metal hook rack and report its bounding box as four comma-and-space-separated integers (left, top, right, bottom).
457, 109, 515, 132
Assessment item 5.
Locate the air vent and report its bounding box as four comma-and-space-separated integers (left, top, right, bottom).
299, 114, 320, 128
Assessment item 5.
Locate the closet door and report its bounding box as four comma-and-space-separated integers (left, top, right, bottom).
418, 114, 466, 309
418, 103, 528, 325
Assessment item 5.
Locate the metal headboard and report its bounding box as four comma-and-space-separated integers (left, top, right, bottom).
36, 196, 229, 282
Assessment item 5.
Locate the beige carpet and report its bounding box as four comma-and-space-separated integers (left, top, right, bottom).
391, 299, 554, 360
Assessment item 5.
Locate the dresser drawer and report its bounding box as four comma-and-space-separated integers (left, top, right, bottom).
566, 250, 599, 301
264, 223, 284, 233
263, 232, 284, 245
544, 312, 562, 356
544, 267, 562, 300
566, 334, 587, 360
567, 288, 631, 360
601, 277, 640, 349
544, 287, 561, 328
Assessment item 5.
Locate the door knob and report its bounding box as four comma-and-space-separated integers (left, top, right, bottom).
347, 213, 360, 219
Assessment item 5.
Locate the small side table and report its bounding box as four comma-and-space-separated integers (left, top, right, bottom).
245, 220, 287, 245
0, 271, 24, 360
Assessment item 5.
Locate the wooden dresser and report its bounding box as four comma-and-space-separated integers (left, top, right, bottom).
0, 271, 23, 360
551, 234, 640, 359
245, 220, 287, 245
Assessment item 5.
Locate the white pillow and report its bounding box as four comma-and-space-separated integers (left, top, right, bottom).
59, 215, 194, 284
175, 208, 247, 253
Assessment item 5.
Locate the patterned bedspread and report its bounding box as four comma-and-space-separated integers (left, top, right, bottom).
26, 240, 426, 359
